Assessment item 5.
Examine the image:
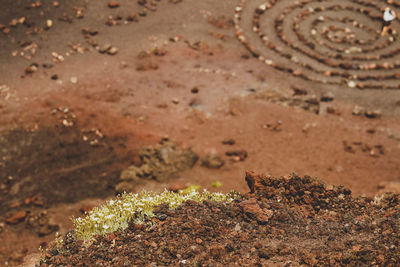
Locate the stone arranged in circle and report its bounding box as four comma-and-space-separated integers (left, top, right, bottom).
234, 0, 400, 89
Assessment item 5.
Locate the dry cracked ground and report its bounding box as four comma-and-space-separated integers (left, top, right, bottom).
0, 0, 400, 266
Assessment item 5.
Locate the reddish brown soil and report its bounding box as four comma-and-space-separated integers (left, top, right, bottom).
40, 172, 400, 266
0, 0, 399, 266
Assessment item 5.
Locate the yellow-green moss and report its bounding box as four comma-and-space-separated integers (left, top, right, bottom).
212, 181, 222, 188
73, 188, 239, 241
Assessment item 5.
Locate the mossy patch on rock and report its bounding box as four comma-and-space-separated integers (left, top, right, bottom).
115, 139, 198, 192
73, 188, 239, 241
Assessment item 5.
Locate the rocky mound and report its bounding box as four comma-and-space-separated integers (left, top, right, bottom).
40, 171, 400, 266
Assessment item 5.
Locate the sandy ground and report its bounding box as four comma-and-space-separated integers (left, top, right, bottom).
0, 0, 399, 265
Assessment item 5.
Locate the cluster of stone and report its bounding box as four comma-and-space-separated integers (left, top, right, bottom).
234, 0, 400, 89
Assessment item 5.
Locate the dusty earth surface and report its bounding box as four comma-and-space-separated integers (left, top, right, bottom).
40, 172, 400, 266
0, 0, 399, 266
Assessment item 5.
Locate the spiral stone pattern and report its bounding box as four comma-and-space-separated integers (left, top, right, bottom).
234, 0, 400, 89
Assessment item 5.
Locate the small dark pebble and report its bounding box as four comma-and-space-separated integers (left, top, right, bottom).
320, 92, 335, 102
42, 63, 54, 68
225, 149, 247, 161
291, 86, 308, 96
222, 139, 235, 145
364, 110, 381, 119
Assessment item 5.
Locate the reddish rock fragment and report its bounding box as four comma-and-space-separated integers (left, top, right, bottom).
106, 233, 116, 242
126, 13, 138, 22
326, 106, 341, 116
108, 1, 120, 8
9, 19, 18, 27
9, 201, 21, 208
245, 171, 265, 193
293, 69, 302, 76
238, 198, 273, 224
25, 64, 38, 74
6, 211, 27, 224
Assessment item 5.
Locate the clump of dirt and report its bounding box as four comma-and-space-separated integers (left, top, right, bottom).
116, 139, 198, 192
40, 172, 400, 266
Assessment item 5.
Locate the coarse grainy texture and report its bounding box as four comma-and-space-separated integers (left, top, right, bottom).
40, 172, 400, 266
